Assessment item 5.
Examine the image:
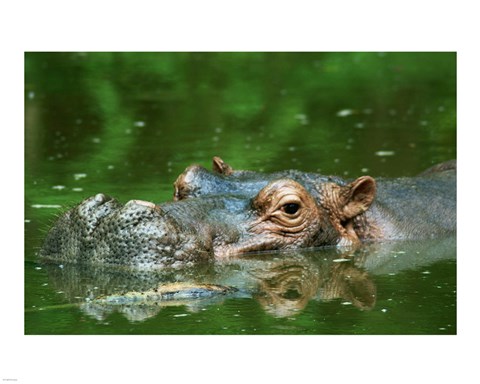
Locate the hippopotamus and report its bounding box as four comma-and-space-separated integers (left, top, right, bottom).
40, 158, 456, 268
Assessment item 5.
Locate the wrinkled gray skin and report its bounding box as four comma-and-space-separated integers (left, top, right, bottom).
40, 159, 456, 268
41, 194, 249, 267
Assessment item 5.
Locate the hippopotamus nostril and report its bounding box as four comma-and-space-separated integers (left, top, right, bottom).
94, 193, 113, 205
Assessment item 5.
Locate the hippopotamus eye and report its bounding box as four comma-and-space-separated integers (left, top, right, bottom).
282, 203, 300, 215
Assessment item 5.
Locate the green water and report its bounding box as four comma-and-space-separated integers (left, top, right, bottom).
24, 52, 456, 335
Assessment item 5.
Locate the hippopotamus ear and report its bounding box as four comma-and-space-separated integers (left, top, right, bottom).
212, 156, 234, 175
340, 176, 376, 220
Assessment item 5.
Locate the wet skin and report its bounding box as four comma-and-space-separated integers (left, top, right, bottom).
40, 158, 456, 268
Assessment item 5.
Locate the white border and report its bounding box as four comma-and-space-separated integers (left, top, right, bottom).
2, 1, 478, 383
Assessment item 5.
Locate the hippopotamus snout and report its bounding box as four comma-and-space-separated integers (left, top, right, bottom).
41, 194, 216, 268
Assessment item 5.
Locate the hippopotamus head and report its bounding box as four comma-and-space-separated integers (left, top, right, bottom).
41, 158, 377, 268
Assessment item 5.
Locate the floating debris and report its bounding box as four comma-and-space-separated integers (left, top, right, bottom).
31, 204, 62, 209
52, 185, 66, 190
95, 283, 235, 305
133, 121, 146, 127
375, 150, 395, 157
294, 114, 309, 125
74, 173, 87, 180
336, 109, 354, 117
333, 258, 351, 263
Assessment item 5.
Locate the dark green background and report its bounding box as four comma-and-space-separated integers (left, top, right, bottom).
24, 52, 456, 334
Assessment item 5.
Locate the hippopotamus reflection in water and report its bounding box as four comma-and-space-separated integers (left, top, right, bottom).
40, 250, 376, 321
40, 158, 456, 268
39, 236, 455, 320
